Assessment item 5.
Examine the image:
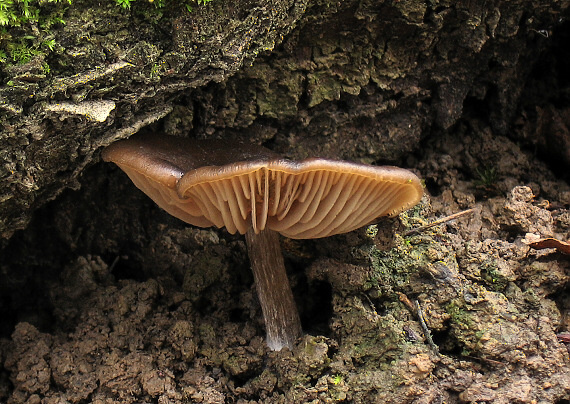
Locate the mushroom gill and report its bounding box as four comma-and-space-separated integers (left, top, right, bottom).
177, 159, 422, 239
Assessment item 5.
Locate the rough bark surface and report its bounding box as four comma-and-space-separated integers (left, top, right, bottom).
2, 0, 568, 239
1, 0, 570, 402
0, 0, 308, 238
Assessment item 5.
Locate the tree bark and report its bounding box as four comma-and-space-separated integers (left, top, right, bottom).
1, 0, 568, 242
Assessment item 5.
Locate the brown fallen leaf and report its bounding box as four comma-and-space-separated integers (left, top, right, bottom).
558, 332, 570, 343
527, 237, 570, 255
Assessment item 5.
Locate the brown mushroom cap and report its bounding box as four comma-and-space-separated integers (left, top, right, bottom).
102, 134, 423, 239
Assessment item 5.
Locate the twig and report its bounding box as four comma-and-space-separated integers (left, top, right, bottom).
414, 300, 441, 357
398, 293, 441, 356
362, 293, 378, 315
404, 208, 475, 236
108, 255, 120, 272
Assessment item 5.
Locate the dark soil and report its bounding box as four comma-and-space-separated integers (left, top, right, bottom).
0, 116, 569, 403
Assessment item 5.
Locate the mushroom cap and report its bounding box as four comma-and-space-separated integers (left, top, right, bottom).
102, 134, 423, 239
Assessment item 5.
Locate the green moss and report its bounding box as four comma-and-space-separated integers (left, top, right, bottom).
0, 0, 70, 67
446, 299, 472, 329
331, 374, 343, 385
0, 0, 70, 27
481, 262, 506, 291
474, 166, 498, 188
0, 0, 214, 70
5, 40, 41, 64
366, 234, 433, 297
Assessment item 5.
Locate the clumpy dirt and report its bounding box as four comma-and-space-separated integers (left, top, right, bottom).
0, 119, 569, 403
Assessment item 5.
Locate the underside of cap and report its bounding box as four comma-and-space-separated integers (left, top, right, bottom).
177, 159, 423, 239
102, 134, 423, 239
101, 134, 280, 228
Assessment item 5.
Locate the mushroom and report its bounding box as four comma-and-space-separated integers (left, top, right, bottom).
102, 133, 423, 351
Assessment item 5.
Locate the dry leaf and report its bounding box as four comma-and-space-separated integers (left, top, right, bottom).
558, 332, 570, 343
527, 237, 570, 255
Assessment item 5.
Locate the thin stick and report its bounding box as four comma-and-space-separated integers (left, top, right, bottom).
404, 208, 475, 236
414, 300, 441, 357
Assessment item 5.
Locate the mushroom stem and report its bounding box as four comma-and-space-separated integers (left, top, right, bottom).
245, 228, 302, 351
